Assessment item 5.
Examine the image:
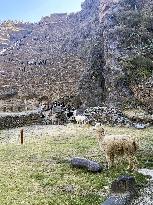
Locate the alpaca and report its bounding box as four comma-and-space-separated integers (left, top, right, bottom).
94, 123, 139, 170
73, 110, 87, 125
49, 113, 59, 125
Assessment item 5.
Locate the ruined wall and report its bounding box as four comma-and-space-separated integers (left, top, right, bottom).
0, 0, 106, 110
0, 111, 41, 130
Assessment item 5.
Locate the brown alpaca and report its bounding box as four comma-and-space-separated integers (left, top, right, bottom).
95, 123, 139, 170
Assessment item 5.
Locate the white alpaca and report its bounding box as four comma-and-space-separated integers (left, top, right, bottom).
73, 110, 87, 125
94, 123, 139, 170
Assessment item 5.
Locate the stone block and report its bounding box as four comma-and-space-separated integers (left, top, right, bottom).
101, 176, 137, 205
111, 176, 136, 194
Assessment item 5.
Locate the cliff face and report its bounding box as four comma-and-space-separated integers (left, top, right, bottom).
0, 0, 152, 112
100, 0, 153, 110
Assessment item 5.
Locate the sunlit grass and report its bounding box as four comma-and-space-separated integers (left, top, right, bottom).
0, 124, 152, 204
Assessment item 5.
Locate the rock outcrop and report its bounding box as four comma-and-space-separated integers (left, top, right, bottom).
101, 0, 153, 107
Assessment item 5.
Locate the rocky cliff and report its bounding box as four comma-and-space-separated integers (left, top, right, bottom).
0, 0, 152, 112
101, 0, 153, 110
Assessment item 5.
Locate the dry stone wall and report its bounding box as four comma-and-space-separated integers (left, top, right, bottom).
0, 111, 42, 130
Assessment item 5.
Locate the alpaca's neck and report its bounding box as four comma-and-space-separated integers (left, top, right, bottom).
73, 110, 77, 117
100, 133, 105, 141
97, 132, 105, 142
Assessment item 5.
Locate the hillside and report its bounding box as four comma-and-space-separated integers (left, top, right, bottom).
0, 0, 152, 112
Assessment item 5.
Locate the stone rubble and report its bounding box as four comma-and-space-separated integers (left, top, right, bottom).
84, 106, 132, 126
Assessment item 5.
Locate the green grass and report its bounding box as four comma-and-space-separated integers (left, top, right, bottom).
0, 125, 152, 205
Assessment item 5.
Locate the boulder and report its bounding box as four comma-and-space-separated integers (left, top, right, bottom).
70, 157, 103, 173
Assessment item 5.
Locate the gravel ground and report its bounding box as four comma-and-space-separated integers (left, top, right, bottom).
131, 169, 153, 205
131, 182, 153, 205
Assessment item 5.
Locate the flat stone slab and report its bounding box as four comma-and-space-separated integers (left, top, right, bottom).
131, 181, 153, 205
131, 169, 153, 204
101, 193, 131, 205
70, 157, 103, 172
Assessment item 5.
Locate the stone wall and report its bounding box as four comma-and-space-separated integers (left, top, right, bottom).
0, 111, 41, 130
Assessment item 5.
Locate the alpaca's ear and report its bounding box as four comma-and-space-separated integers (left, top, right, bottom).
102, 128, 105, 134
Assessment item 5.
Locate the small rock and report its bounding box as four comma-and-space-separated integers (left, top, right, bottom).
134, 123, 146, 129
101, 193, 131, 205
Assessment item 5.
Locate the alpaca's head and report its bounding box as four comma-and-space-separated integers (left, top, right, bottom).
94, 123, 105, 140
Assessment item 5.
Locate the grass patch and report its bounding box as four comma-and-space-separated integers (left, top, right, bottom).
0, 125, 152, 204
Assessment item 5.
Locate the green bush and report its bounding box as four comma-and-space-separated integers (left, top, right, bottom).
122, 55, 153, 82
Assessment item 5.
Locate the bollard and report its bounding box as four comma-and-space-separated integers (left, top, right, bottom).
20, 129, 24, 144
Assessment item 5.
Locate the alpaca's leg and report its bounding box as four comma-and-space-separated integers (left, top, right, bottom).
99, 142, 103, 151
127, 154, 138, 170
85, 121, 89, 128
106, 154, 114, 168
110, 154, 114, 167
127, 155, 133, 170
131, 156, 139, 171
